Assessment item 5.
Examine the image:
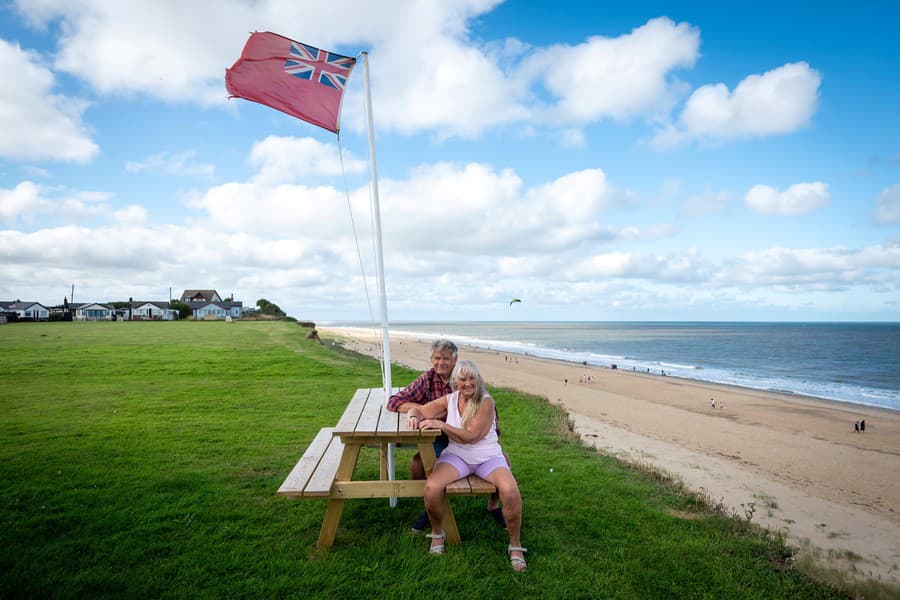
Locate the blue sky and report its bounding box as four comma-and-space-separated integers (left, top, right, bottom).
1, 0, 898, 322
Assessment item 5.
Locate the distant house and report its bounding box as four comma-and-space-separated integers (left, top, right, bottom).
128, 301, 178, 321
190, 300, 243, 320
72, 302, 116, 321
180, 289, 222, 304
0, 301, 50, 321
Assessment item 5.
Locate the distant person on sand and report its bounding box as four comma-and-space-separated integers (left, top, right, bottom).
407, 360, 527, 571
387, 339, 507, 533
711, 398, 716, 409
854, 420, 860, 432
860, 419, 866, 432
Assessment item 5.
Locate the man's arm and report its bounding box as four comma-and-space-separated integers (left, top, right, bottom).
386, 371, 430, 412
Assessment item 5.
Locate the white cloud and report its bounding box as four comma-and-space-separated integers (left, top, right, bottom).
679, 186, 737, 217
12, 3, 711, 141
15, 0, 256, 106
1, 181, 112, 224
874, 184, 900, 225
745, 182, 829, 216
1, 182, 48, 222
14, 0, 520, 138
249, 136, 366, 185
0, 39, 98, 162
113, 205, 149, 225
125, 151, 214, 177
721, 243, 900, 289
655, 62, 821, 146
519, 17, 699, 124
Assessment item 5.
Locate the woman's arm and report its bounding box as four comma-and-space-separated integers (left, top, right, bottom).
406, 396, 448, 429
420, 395, 495, 444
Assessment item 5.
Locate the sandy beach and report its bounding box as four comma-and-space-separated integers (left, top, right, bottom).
322, 326, 900, 586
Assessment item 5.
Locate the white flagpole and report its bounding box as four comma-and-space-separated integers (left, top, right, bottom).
360, 52, 397, 505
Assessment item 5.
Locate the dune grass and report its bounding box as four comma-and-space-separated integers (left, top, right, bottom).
0, 321, 846, 598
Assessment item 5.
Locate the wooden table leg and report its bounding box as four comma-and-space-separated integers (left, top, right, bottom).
316, 443, 361, 548
417, 441, 461, 544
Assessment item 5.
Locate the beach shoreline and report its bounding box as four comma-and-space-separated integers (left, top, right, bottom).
321, 325, 900, 586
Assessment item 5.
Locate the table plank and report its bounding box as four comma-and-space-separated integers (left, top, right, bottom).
335, 387, 372, 431
355, 391, 383, 433
377, 405, 401, 434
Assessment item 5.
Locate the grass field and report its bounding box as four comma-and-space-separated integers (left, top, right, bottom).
1, 321, 846, 598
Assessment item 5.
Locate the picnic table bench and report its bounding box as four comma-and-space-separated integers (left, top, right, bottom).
278, 387, 497, 548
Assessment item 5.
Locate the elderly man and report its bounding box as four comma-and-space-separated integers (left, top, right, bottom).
387, 339, 506, 532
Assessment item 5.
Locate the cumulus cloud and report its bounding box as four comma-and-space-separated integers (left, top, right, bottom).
14, 0, 520, 137
745, 182, 829, 216
1, 181, 112, 224
13, 3, 714, 141
249, 136, 366, 185
519, 17, 699, 124
14, 0, 255, 105
0, 39, 98, 162
654, 62, 821, 146
125, 151, 215, 177
874, 184, 900, 225
720, 243, 900, 289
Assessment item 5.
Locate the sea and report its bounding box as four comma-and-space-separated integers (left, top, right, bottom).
329, 322, 900, 413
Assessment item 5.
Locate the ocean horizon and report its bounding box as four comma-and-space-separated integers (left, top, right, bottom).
326, 321, 900, 413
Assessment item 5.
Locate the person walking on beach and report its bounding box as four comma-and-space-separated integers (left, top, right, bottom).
854, 420, 860, 432
860, 419, 866, 432
387, 340, 506, 532
407, 360, 527, 571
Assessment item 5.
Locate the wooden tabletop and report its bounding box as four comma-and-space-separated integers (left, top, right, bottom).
333, 387, 439, 443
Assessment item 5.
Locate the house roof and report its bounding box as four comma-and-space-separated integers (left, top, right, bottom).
3, 301, 49, 310
130, 301, 171, 309
190, 300, 243, 309
71, 302, 115, 310
181, 289, 220, 300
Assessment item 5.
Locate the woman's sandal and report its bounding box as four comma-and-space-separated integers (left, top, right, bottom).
426, 532, 445, 555
508, 545, 528, 572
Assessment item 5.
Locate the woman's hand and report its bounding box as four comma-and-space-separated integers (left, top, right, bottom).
406, 415, 419, 430
418, 418, 443, 431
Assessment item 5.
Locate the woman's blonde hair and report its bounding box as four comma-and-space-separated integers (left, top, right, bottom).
451, 359, 487, 429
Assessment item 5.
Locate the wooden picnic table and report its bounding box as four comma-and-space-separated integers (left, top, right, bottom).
278, 387, 495, 548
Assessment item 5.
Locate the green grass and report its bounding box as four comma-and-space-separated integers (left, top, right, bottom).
1, 321, 847, 598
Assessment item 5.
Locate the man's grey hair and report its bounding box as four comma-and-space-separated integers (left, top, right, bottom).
430, 338, 458, 358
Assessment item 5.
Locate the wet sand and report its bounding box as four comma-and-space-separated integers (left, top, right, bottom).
322, 326, 900, 585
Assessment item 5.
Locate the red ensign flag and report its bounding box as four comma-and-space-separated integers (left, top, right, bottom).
225, 31, 356, 133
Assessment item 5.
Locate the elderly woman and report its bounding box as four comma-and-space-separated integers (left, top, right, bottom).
406, 359, 527, 572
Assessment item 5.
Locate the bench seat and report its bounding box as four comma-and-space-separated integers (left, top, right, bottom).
278, 428, 497, 499
278, 428, 344, 498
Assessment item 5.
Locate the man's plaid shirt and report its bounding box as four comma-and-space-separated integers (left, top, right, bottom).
387, 368, 451, 412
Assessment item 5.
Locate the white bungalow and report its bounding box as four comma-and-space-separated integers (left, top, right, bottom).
72, 302, 116, 321
130, 301, 178, 321
2, 301, 50, 321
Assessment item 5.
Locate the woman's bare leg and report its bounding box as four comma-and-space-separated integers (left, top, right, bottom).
485, 467, 525, 570
423, 462, 461, 551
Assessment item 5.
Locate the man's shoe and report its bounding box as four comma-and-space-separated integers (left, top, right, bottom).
488, 507, 507, 529
411, 511, 430, 533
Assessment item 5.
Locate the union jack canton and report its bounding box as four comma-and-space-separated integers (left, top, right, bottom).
284, 42, 355, 90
